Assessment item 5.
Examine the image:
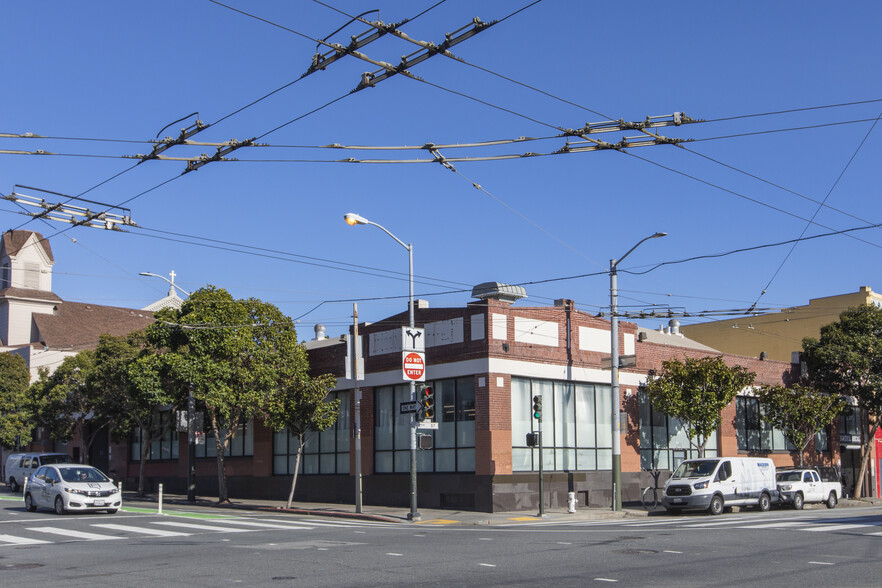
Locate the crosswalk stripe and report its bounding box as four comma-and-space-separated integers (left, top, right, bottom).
210, 519, 313, 530
91, 524, 192, 537
28, 527, 121, 541
0, 533, 52, 545
737, 522, 809, 529
682, 517, 794, 528
152, 521, 251, 533
801, 524, 872, 533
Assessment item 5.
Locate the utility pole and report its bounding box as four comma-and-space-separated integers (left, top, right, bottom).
352, 303, 363, 514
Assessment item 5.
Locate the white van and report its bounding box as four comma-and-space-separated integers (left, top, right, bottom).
5, 453, 71, 492
662, 457, 777, 515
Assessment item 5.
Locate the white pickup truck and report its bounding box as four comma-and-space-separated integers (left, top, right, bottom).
776, 468, 841, 509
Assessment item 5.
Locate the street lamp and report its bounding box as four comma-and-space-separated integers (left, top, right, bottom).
344, 212, 420, 522
610, 232, 666, 511
139, 271, 190, 297
139, 270, 195, 502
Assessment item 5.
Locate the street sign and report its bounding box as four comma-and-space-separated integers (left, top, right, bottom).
402, 326, 425, 352
402, 351, 426, 381
400, 401, 421, 414
417, 421, 438, 429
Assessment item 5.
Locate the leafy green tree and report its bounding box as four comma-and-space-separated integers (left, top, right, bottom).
28, 351, 105, 463
90, 333, 179, 495
802, 304, 882, 499
643, 356, 756, 457
754, 384, 845, 466
263, 373, 339, 508
147, 286, 305, 503
0, 353, 32, 449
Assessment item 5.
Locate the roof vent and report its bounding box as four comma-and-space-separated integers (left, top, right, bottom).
314, 324, 326, 340
471, 282, 527, 303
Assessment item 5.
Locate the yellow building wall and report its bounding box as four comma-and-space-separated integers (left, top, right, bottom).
680, 287, 882, 362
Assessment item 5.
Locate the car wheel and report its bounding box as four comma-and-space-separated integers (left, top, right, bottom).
54, 496, 67, 515
793, 492, 804, 510
826, 492, 838, 509
759, 492, 771, 512
708, 495, 724, 516
10, 478, 20, 493
24, 493, 36, 512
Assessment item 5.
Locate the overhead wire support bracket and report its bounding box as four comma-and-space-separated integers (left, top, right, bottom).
304, 19, 406, 77
182, 137, 256, 174
352, 17, 494, 92
135, 118, 209, 164
4, 189, 136, 231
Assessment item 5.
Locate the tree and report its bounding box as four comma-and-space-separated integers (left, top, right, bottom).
643, 356, 755, 457
754, 384, 845, 466
28, 351, 105, 463
0, 353, 32, 449
802, 304, 882, 499
146, 286, 306, 503
90, 333, 179, 495
263, 372, 339, 508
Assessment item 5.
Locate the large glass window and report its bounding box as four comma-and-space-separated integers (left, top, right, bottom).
512, 377, 611, 472
196, 418, 254, 458
735, 397, 796, 452
130, 409, 179, 461
638, 391, 717, 470
273, 391, 349, 475
374, 379, 475, 473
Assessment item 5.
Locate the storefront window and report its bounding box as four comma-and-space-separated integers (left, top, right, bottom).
638, 390, 716, 470
512, 377, 612, 472
735, 397, 796, 452
130, 409, 179, 461
374, 378, 475, 473
196, 418, 254, 458
273, 391, 349, 475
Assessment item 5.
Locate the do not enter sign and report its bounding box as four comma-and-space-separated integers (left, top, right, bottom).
402, 351, 425, 382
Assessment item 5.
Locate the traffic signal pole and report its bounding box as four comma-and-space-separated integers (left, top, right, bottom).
533, 394, 544, 517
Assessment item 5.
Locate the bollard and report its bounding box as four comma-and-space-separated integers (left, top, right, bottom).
23, 475, 28, 498
158, 483, 163, 515
567, 491, 577, 514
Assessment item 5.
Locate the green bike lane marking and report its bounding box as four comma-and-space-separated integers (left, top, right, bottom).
2, 495, 235, 519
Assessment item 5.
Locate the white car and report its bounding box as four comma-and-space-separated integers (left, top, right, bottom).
24, 464, 121, 515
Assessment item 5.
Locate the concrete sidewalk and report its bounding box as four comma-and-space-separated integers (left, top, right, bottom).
118, 491, 882, 526
120, 491, 650, 525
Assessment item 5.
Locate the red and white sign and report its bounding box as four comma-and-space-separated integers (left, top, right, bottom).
402, 351, 425, 382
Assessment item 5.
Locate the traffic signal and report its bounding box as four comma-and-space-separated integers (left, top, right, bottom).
532, 395, 542, 420
418, 385, 435, 420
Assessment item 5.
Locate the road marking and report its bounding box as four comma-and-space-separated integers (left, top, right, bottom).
594, 578, 618, 582
28, 527, 121, 541
663, 550, 682, 554
681, 517, 793, 528
387, 553, 403, 556
0, 534, 51, 545
802, 524, 870, 532
808, 561, 834, 565
91, 523, 192, 537
738, 522, 808, 529
210, 519, 313, 530
417, 519, 460, 525
479, 563, 496, 567
152, 521, 251, 533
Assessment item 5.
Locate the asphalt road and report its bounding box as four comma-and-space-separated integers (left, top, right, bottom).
1, 495, 881, 587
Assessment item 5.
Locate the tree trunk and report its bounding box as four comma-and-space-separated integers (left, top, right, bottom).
853, 420, 879, 500
285, 433, 305, 509
210, 412, 229, 504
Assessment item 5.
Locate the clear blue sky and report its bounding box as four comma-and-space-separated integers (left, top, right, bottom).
2, 1, 880, 339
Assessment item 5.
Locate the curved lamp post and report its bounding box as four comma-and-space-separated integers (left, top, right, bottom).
139, 270, 190, 297
610, 232, 666, 511
344, 213, 420, 521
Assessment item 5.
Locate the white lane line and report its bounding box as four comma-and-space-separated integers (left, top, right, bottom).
479, 563, 496, 567
208, 519, 314, 530
681, 517, 793, 528
28, 527, 121, 541
738, 522, 809, 529
0, 534, 52, 545
91, 523, 192, 537
594, 578, 618, 582
663, 550, 682, 554
387, 553, 403, 556
801, 524, 871, 533
809, 561, 834, 565
152, 521, 251, 533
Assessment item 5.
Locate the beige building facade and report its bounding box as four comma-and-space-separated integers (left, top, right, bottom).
680, 286, 882, 363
